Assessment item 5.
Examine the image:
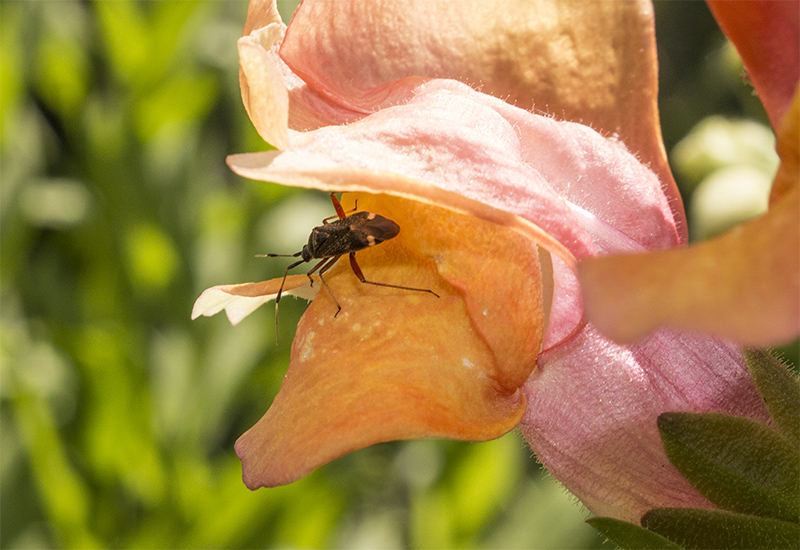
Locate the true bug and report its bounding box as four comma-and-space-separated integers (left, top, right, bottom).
264, 193, 439, 343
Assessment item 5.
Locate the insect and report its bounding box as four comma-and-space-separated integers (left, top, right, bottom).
264, 192, 439, 343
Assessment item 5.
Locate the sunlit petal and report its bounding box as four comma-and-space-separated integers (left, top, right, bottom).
240, 0, 685, 238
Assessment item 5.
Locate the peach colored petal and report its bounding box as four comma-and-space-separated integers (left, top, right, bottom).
238, 1, 373, 142
579, 184, 800, 346
192, 275, 316, 326
579, 90, 800, 347
771, 87, 800, 205
242, 0, 280, 36
237, 31, 290, 149
274, 0, 684, 240
235, 195, 545, 487
707, 0, 800, 131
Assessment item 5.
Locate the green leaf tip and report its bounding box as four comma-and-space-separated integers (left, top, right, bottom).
642, 508, 800, 549
587, 517, 683, 549
657, 412, 799, 522
744, 349, 800, 445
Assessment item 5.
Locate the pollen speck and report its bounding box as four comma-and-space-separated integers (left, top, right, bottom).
482, 308, 489, 316
299, 332, 315, 362
462, 357, 475, 369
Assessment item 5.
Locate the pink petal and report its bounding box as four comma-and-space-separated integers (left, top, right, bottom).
520, 326, 771, 522
228, 79, 678, 260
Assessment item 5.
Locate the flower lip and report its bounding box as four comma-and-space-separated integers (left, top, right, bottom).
232, 192, 546, 488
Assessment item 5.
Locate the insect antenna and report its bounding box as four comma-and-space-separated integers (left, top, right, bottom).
257, 250, 306, 345
257, 252, 302, 258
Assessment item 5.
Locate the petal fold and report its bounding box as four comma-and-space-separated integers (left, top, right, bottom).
238, 31, 290, 149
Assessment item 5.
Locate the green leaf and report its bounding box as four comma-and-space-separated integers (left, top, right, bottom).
658, 412, 799, 522
745, 349, 800, 446
642, 508, 800, 549
587, 517, 683, 549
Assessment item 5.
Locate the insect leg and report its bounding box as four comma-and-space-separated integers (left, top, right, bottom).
315, 255, 343, 316
322, 194, 359, 224
275, 257, 306, 305
329, 192, 347, 220
305, 256, 335, 288
273, 257, 307, 345
348, 253, 440, 298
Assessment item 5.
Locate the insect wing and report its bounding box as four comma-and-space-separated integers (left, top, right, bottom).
355, 213, 400, 244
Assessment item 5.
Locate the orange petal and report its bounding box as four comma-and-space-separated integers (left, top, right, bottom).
578, 89, 800, 346
235, 194, 545, 487
707, 0, 799, 131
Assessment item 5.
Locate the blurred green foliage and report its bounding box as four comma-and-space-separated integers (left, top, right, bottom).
0, 1, 795, 549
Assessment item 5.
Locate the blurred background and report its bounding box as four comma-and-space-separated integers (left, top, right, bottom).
1, 1, 796, 548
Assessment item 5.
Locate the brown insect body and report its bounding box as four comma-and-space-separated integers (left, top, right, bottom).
265, 193, 438, 343
302, 211, 400, 262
